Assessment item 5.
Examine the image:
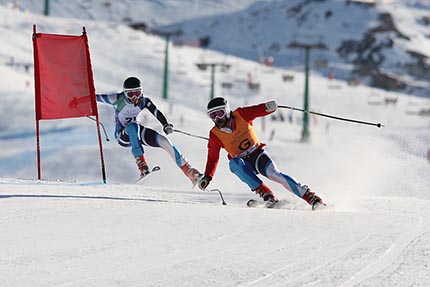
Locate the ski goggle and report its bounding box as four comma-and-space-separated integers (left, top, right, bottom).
124, 88, 142, 101
208, 108, 227, 121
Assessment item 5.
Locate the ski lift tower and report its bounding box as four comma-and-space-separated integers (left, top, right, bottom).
195, 62, 231, 100
288, 40, 328, 142
44, 0, 50, 15
151, 29, 182, 100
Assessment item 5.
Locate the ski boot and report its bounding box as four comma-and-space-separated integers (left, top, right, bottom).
253, 183, 279, 207
302, 189, 325, 210
135, 155, 150, 176
180, 162, 203, 187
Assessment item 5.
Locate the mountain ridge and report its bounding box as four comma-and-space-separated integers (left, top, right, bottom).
2, 0, 430, 95
157, 0, 430, 96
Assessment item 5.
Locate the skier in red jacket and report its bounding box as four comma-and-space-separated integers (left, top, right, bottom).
198, 97, 324, 209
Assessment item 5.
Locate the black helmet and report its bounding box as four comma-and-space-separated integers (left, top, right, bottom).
207, 97, 231, 121
123, 76, 141, 90
123, 77, 142, 104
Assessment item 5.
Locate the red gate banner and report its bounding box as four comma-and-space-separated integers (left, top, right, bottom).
32, 25, 106, 182
33, 27, 97, 120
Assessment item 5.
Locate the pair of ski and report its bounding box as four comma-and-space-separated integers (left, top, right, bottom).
247, 199, 327, 210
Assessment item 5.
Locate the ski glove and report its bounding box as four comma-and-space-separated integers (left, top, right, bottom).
198, 175, 212, 191
265, 100, 277, 112
163, 123, 174, 135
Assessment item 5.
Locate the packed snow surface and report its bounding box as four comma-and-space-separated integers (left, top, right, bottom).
0, 3, 429, 286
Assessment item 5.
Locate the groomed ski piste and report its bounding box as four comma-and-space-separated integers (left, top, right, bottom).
1, 2, 430, 286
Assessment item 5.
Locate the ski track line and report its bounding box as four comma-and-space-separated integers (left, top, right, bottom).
239, 233, 375, 287
339, 212, 428, 287
238, 208, 423, 287
0, 188, 221, 208
236, 234, 319, 287
53, 223, 313, 287
51, 225, 282, 287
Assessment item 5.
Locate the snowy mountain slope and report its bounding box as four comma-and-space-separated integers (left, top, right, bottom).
159, 0, 430, 96
4, 0, 430, 95
0, 0, 270, 25
0, 3, 429, 286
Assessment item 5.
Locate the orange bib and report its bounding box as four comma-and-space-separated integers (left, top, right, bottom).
211, 110, 260, 158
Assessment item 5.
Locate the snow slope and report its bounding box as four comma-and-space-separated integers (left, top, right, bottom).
0, 3, 429, 287
2, 180, 430, 287
0, 0, 270, 25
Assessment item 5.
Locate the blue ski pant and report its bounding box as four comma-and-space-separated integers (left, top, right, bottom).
229, 149, 308, 197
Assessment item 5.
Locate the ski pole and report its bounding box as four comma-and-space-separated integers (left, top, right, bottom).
278, 105, 384, 128
174, 129, 209, 140
210, 188, 227, 205
87, 116, 111, 141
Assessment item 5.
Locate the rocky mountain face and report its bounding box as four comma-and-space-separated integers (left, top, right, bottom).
336, 6, 430, 93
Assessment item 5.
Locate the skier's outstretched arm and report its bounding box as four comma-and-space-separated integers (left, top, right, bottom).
96, 93, 120, 105
68, 93, 118, 108
140, 97, 173, 134
238, 100, 277, 121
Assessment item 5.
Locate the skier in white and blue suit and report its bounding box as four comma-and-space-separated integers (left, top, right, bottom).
96, 76, 202, 184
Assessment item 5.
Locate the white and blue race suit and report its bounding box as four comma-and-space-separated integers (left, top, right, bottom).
96, 92, 187, 167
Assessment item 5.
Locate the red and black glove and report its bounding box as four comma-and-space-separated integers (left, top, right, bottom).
198, 175, 212, 191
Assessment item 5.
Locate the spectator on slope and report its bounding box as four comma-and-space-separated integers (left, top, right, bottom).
198, 97, 324, 209
95, 76, 202, 184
